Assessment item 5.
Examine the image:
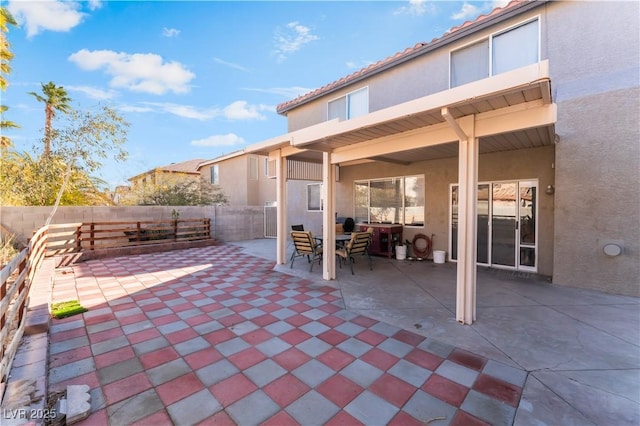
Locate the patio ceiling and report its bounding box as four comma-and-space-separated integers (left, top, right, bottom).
252, 61, 555, 166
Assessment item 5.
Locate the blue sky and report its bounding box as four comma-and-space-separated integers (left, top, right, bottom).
3, 0, 506, 188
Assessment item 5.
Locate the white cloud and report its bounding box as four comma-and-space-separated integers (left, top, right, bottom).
223, 101, 269, 120
346, 60, 376, 70
119, 104, 154, 113
68, 49, 195, 95
162, 27, 180, 37
142, 102, 219, 120
214, 57, 250, 73
394, 0, 436, 16
87, 1, 102, 11
8, 0, 87, 38
273, 21, 318, 63
191, 133, 245, 147
124, 100, 271, 121
67, 85, 117, 100
451, 2, 482, 20
243, 86, 312, 99
492, 0, 511, 9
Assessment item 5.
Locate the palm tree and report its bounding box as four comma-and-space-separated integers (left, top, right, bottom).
1, 7, 18, 151
29, 82, 72, 157
0, 7, 17, 91
0, 105, 19, 153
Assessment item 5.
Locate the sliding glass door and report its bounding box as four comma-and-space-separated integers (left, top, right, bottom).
450, 180, 538, 271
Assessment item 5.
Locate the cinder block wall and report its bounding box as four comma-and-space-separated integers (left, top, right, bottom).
0, 206, 265, 244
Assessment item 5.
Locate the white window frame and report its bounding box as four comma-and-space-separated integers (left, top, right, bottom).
327, 86, 369, 121
449, 16, 540, 88
307, 183, 323, 212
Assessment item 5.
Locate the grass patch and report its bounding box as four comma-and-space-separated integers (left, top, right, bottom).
51, 300, 88, 319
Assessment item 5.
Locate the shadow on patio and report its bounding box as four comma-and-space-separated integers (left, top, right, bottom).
10, 240, 638, 425
235, 238, 640, 425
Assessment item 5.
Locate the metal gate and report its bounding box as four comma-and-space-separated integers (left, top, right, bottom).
264, 205, 277, 238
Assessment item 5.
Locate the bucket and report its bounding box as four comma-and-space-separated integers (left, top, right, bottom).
433, 250, 446, 264
395, 245, 407, 260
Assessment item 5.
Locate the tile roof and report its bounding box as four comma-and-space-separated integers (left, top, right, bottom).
276, 0, 534, 115
156, 158, 205, 174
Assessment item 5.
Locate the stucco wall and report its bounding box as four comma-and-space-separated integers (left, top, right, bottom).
547, 1, 640, 296
336, 145, 555, 275
0, 205, 266, 244
286, 180, 323, 235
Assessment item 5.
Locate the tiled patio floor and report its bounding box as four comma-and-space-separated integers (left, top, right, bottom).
48, 245, 526, 425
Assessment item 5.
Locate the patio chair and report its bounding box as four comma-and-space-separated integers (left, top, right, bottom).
336, 231, 373, 275
290, 230, 323, 272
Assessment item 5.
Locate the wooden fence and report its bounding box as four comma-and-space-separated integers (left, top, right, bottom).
0, 218, 212, 398
46, 218, 212, 254
0, 224, 48, 398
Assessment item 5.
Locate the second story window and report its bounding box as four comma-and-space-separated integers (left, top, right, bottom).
249, 156, 258, 180
328, 87, 368, 121
451, 18, 539, 88
211, 164, 219, 185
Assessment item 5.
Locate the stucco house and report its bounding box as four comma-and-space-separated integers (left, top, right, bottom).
197, 151, 275, 208
243, 0, 639, 324
128, 158, 205, 190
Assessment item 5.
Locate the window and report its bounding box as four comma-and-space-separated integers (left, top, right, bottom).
492, 19, 539, 75
451, 40, 489, 87
450, 18, 539, 87
249, 156, 258, 180
307, 183, 323, 211
354, 175, 424, 226
210, 164, 219, 185
328, 87, 368, 121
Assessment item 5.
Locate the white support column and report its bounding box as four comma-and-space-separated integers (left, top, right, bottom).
447, 113, 477, 325
322, 151, 336, 280
274, 150, 287, 265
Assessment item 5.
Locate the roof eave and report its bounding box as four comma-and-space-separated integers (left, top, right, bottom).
276, 0, 547, 116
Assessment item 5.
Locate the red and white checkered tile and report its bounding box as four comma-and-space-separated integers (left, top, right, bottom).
49, 245, 524, 425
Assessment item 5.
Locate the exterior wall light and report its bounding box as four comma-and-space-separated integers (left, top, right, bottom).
603, 243, 622, 257
545, 184, 555, 195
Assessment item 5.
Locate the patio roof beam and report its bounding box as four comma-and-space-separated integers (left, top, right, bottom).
367, 156, 412, 166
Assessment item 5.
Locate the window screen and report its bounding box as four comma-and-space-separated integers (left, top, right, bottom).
493, 20, 539, 75
451, 40, 489, 87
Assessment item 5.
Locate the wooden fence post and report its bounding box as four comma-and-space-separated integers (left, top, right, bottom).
76, 225, 82, 252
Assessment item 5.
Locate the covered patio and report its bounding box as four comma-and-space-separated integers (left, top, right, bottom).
247, 61, 557, 325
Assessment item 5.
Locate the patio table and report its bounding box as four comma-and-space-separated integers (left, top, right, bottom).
315, 233, 352, 248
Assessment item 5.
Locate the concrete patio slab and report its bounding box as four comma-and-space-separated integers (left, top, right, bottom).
3, 238, 638, 425
233, 238, 640, 425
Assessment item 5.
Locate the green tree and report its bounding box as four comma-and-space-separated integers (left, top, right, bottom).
0, 105, 129, 207
122, 176, 228, 206
0, 7, 16, 91
1, 6, 18, 151
29, 82, 72, 157
0, 105, 19, 153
